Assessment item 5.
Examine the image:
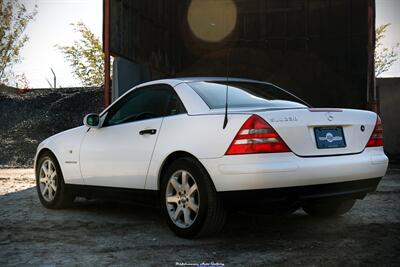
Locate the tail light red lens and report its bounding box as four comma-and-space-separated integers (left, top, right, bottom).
226, 115, 291, 155
366, 115, 384, 147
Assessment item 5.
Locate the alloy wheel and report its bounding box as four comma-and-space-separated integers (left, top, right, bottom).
39, 159, 58, 202
165, 170, 200, 228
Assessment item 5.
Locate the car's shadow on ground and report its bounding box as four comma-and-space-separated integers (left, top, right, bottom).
65, 193, 397, 249
1, 186, 389, 243
66, 194, 353, 242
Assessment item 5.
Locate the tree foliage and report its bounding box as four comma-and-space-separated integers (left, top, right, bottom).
375, 23, 399, 77
56, 22, 106, 87
0, 0, 37, 85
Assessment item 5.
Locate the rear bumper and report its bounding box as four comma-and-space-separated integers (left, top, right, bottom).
200, 147, 388, 192
218, 177, 381, 208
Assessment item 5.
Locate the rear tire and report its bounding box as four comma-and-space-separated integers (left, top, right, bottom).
160, 157, 226, 238
36, 151, 75, 209
302, 199, 356, 218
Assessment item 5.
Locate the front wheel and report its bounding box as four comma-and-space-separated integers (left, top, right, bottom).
36, 151, 74, 209
302, 199, 356, 218
160, 157, 226, 238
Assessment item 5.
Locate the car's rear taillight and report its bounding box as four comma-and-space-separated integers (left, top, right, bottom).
226, 115, 291, 155
366, 115, 384, 147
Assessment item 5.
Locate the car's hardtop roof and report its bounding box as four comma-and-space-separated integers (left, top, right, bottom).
135, 77, 275, 88
102, 77, 308, 116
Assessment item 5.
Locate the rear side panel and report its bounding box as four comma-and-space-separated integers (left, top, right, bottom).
144, 113, 249, 190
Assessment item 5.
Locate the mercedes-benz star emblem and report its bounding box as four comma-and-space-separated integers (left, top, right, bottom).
326, 112, 334, 121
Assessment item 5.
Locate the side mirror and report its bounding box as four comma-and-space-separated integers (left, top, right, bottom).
83, 113, 100, 128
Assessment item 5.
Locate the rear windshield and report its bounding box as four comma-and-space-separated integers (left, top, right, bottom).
188, 81, 308, 109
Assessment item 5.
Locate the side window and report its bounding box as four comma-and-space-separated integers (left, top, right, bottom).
103, 85, 186, 127
166, 90, 186, 116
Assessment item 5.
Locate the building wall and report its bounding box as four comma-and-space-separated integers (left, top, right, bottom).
378, 77, 400, 160
111, 57, 150, 101
109, 0, 373, 109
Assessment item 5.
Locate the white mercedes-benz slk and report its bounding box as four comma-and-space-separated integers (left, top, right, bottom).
35, 77, 388, 238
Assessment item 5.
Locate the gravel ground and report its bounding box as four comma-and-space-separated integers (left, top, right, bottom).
0, 167, 399, 266
0, 87, 103, 167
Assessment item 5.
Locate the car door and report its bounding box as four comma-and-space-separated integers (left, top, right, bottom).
79, 84, 185, 189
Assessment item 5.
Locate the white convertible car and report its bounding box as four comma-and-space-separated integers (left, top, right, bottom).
35, 77, 388, 238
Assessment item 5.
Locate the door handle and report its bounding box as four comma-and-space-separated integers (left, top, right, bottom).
139, 129, 157, 135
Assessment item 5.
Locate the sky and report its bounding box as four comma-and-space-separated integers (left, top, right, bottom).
13, 0, 103, 88
376, 0, 400, 77
10, 0, 400, 88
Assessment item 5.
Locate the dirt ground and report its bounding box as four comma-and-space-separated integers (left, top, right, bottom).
0, 167, 399, 266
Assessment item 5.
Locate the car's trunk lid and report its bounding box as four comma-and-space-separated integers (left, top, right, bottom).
252, 108, 377, 156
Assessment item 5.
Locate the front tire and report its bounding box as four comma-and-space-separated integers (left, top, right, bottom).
302, 199, 356, 218
160, 157, 226, 238
36, 151, 74, 209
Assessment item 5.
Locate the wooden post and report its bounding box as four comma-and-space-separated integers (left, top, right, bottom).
103, 0, 111, 108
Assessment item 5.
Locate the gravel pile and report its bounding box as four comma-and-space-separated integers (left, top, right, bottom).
0, 87, 103, 167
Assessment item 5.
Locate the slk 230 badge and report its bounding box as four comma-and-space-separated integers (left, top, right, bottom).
270, 116, 298, 122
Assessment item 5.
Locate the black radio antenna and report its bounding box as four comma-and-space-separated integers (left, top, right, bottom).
223, 48, 230, 129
